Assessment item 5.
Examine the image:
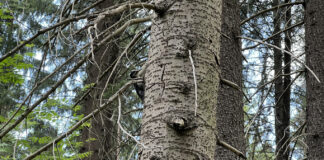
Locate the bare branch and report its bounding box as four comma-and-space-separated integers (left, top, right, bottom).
0, 2, 155, 63
100, 27, 150, 106
0, 50, 90, 140
0, 16, 152, 139
23, 80, 141, 160
239, 36, 321, 83
241, 1, 303, 26
221, 78, 251, 103
217, 139, 247, 159
242, 21, 304, 51
0, 14, 89, 63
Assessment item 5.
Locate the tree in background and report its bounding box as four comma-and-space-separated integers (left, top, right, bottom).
0, 0, 320, 159
79, 0, 120, 159
272, 0, 291, 159
305, 0, 324, 159
215, 0, 245, 159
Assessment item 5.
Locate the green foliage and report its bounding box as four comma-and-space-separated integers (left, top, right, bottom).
0, 54, 33, 84
0, 3, 14, 21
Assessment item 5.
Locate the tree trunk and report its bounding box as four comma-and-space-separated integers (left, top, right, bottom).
80, 0, 120, 159
214, 0, 245, 159
273, 0, 290, 159
281, 0, 292, 159
305, 0, 324, 159
140, 0, 222, 159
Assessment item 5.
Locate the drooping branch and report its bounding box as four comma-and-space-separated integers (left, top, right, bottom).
99, 27, 150, 106
0, 14, 89, 63
0, 2, 156, 63
0, 49, 90, 140
0, 16, 152, 140
0, 43, 90, 132
23, 80, 141, 160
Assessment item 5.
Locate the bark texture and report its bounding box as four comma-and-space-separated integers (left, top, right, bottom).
140, 0, 222, 159
80, 0, 120, 159
214, 0, 245, 159
305, 0, 324, 159
273, 0, 290, 159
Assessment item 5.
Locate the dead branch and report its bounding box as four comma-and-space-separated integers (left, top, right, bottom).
241, 1, 303, 26
23, 80, 141, 160
0, 2, 155, 63
0, 16, 152, 140
221, 78, 251, 103
239, 36, 321, 83
217, 139, 247, 159
242, 21, 304, 51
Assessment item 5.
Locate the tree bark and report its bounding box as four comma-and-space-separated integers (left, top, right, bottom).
80, 0, 120, 159
214, 0, 245, 159
140, 0, 222, 159
305, 0, 324, 159
273, 0, 290, 159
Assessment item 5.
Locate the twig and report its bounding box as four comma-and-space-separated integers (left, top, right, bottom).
241, 1, 303, 26
217, 139, 247, 159
100, 26, 150, 106
0, 14, 89, 63
239, 36, 321, 83
0, 17, 151, 139
0, 49, 90, 140
117, 96, 146, 148
245, 83, 274, 137
127, 144, 138, 160
0, 2, 156, 63
242, 21, 304, 51
23, 80, 141, 160
275, 71, 303, 106
220, 78, 251, 103
189, 50, 198, 116
123, 108, 143, 115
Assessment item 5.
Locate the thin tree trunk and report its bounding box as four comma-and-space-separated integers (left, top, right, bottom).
281, 0, 292, 158
80, 0, 120, 159
273, 0, 290, 159
140, 0, 222, 159
305, 0, 324, 159
214, 0, 245, 159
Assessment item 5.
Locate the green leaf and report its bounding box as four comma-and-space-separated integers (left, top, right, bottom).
25, 52, 35, 57
38, 136, 51, 144
25, 43, 35, 48
0, 115, 7, 122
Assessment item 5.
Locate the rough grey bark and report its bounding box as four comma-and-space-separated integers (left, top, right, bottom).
305, 0, 324, 159
214, 0, 245, 159
140, 0, 222, 159
273, 0, 290, 159
80, 0, 120, 159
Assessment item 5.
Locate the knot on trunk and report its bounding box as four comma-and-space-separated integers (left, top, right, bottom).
166, 115, 197, 132
150, 155, 161, 160
154, 0, 175, 17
